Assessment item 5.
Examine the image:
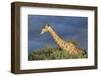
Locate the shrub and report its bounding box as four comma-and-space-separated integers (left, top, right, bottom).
28, 45, 87, 60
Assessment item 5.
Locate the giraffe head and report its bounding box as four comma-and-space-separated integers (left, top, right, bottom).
41, 24, 50, 35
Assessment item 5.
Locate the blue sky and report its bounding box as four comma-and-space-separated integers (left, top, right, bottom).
28, 15, 88, 54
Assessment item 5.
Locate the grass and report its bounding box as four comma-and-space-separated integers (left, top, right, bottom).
28, 45, 87, 60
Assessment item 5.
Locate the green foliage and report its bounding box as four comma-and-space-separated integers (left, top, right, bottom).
28, 45, 87, 60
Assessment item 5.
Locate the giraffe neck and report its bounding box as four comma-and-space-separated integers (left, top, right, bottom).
48, 27, 65, 47
47, 26, 81, 55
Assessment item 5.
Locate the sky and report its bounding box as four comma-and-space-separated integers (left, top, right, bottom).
28, 15, 88, 54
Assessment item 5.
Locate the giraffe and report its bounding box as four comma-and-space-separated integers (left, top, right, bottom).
40, 24, 85, 55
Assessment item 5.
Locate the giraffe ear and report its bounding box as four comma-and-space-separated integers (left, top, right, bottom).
45, 24, 49, 28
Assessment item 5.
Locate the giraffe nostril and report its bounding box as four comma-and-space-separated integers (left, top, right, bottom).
40, 31, 44, 35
